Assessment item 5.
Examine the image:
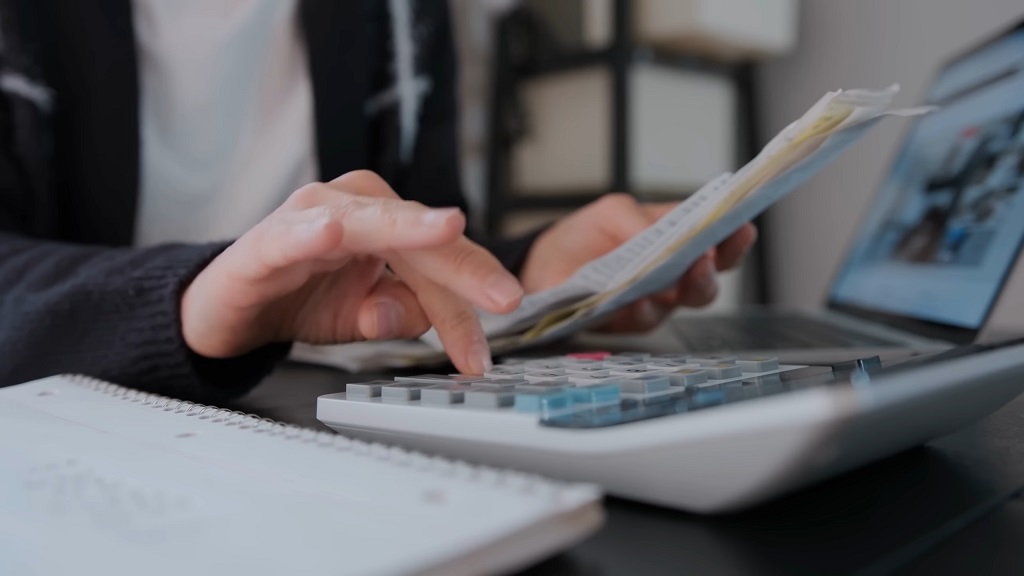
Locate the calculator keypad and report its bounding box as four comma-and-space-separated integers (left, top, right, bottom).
347, 354, 820, 427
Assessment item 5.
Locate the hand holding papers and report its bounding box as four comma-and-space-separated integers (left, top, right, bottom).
426, 85, 933, 352
298, 85, 932, 370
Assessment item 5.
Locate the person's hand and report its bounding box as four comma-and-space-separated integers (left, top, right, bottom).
520, 193, 757, 332
180, 171, 523, 374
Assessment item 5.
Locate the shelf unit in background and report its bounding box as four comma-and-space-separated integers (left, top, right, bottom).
485, 0, 769, 303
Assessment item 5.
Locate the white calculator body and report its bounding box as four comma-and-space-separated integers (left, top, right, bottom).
318, 340, 1024, 513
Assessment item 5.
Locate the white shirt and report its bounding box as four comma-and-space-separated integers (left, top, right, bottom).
132, 0, 317, 246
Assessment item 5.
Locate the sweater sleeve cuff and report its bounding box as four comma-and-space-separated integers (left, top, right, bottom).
117, 241, 291, 403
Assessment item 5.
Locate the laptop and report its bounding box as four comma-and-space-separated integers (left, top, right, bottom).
670, 19, 1024, 361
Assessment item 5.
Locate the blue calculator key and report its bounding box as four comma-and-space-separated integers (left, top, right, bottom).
381, 382, 435, 401
345, 380, 392, 398
514, 390, 572, 414
420, 383, 475, 405
465, 388, 515, 409
568, 384, 621, 405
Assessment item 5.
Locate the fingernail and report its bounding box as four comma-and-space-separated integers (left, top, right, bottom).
465, 338, 493, 375
420, 207, 460, 226
373, 298, 403, 339
485, 274, 524, 308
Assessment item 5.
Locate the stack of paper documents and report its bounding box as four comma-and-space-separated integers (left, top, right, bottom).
295, 85, 932, 371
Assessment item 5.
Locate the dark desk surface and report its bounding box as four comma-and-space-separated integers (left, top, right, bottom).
228, 361, 1024, 575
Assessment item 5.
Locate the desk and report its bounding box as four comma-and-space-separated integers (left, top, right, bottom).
227, 362, 1024, 575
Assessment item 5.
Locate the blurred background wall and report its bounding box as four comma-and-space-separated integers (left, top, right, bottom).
760, 0, 1024, 332
450, 0, 1024, 331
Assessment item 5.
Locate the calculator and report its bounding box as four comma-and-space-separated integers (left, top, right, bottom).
317, 339, 1024, 513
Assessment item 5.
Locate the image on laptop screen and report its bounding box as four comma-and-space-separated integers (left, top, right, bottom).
830, 26, 1024, 329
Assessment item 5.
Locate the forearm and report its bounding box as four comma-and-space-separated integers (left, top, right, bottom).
0, 234, 289, 400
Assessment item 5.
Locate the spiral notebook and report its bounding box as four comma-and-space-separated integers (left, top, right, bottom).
0, 375, 603, 576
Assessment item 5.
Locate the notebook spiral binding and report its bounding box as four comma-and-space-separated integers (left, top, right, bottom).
64, 374, 566, 494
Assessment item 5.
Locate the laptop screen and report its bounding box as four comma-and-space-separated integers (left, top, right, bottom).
829, 24, 1024, 330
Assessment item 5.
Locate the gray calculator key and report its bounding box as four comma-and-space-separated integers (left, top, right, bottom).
465, 388, 515, 409
706, 363, 743, 379
346, 380, 392, 398
381, 382, 435, 401
619, 374, 670, 394
692, 356, 738, 367
421, 383, 475, 405
663, 369, 708, 387
738, 357, 780, 372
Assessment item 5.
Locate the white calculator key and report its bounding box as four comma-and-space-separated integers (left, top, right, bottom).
737, 357, 780, 372
524, 361, 567, 371
608, 367, 665, 378
569, 375, 621, 387
396, 374, 489, 384
523, 371, 570, 383
516, 380, 571, 393
691, 356, 738, 367
706, 364, 743, 379
484, 366, 528, 378
645, 361, 698, 370
473, 378, 528, 389
663, 369, 708, 387
564, 366, 610, 376
619, 375, 670, 394
602, 360, 646, 369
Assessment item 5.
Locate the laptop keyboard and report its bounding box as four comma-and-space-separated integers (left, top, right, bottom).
670, 315, 900, 352
342, 352, 834, 430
